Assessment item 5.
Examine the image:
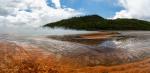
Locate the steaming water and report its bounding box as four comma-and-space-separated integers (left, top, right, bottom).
100, 38, 150, 50
0, 27, 150, 55
99, 31, 150, 50
0, 26, 150, 65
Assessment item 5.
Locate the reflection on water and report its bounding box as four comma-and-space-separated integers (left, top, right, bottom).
0, 27, 150, 66
99, 38, 150, 50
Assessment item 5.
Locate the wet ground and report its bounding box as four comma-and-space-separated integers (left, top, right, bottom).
0, 31, 150, 73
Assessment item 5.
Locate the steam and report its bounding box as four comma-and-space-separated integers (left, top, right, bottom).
0, 26, 93, 36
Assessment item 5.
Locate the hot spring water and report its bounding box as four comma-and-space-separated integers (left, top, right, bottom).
99, 38, 150, 50
0, 27, 150, 65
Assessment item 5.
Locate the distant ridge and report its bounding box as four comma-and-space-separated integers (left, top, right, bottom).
44, 15, 150, 30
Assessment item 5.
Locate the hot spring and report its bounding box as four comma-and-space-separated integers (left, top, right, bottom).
0, 26, 150, 66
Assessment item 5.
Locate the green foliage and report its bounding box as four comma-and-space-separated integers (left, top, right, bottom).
44, 15, 150, 30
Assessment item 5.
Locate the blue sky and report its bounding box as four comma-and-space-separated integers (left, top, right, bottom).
0, 0, 149, 27
48, 0, 123, 18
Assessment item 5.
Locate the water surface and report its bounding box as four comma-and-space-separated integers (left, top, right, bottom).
0, 28, 150, 66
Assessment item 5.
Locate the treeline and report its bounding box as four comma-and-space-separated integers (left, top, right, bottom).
44, 15, 150, 30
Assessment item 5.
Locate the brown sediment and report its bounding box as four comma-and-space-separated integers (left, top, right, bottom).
47, 31, 119, 45
78, 31, 119, 39
0, 40, 150, 73
0, 41, 58, 73
75, 58, 150, 73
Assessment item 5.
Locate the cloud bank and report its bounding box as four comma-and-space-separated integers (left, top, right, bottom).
0, 0, 81, 27
114, 0, 150, 20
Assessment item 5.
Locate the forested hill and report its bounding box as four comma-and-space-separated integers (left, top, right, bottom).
44, 15, 150, 30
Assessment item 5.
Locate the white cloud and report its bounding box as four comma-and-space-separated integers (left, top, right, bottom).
51, 0, 61, 8
114, 0, 150, 20
0, 0, 81, 27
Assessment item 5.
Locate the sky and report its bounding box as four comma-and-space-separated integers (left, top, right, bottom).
0, 0, 150, 27
60, 0, 122, 18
